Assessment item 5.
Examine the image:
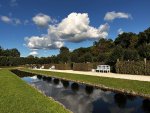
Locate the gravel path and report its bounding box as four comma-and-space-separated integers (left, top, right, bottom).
35, 69, 150, 82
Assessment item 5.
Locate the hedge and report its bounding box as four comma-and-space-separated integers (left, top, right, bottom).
27, 63, 106, 71
116, 60, 150, 75
73, 62, 104, 71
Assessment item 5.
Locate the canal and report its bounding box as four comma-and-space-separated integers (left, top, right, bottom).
12, 70, 150, 113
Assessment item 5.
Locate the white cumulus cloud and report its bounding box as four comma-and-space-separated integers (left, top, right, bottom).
0, 15, 21, 25
1, 16, 12, 23
32, 13, 56, 27
104, 11, 132, 21
25, 35, 64, 50
29, 51, 38, 56
48, 12, 109, 42
25, 12, 109, 50
118, 28, 124, 35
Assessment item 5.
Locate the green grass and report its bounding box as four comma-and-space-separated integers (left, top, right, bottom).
0, 69, 70, 113
21, 68, 150, 97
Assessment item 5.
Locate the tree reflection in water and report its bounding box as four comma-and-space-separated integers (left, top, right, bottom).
53, 78, 59, 85
37, 75, 43, 80
126, 94, 136, 101
85, 85, 94, 95
61, 80, 69, 88
11, 69, 35, 77
71, 83, 79, 92
42, 76, 47, 81
46, 77, 52, 83
114, 93, 127, 108
15, 70, 149, 113
142, 99, 150, 113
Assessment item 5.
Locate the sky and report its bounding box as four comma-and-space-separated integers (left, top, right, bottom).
0, 0, 150, 57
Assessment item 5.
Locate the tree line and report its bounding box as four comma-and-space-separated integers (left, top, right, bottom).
0, 27, 150, 68
57, 27, 150, 65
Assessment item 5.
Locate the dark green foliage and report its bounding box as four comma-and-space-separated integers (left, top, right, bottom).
50, 55, 59, 63
138, 45, 150, 60
0, 48, 20, 57
78, 52, 93, 63
70, 52, 79, 62
116, 60, 150, 75
97, 53, 110, 62
114, 32, 138, 48
94, 38, 114, 52
137, 28, 150, 46
123, 49, 139, 61
58, 47, 70, 63
107, 46, 124, 65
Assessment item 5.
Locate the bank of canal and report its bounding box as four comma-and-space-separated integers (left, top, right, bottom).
12, 69, 150, 113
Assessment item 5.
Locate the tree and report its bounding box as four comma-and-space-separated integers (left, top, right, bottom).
9, 48, 20, 57
51, 55, 59, 63
27, 55, 34, 58
115, 32, 138, 48
70, 52, 79, 63
58, 47, 70, 63
0, 46, 3, 56
93, 38, 114, 54
0, 57, 8, 66
83, 52, 93, 62
0, 47, 20, 57
137, 27, 150, 46
107, 46, 124, 65
73, 47, 91, 58
97, 53, 110, 62
3, 49, 10, 56
138, 45, 150, 60
123, 49, 139, 61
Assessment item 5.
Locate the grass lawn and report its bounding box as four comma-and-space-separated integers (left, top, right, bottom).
21, 68, 150, 97
0, 69, 70, 113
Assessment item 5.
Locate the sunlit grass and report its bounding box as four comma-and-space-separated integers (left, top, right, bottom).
0, 69, 70, 113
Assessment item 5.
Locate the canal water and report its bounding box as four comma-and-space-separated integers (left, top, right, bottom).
13, 71, 150, 113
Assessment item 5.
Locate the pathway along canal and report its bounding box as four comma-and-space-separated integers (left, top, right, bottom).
12, 70, 150, 113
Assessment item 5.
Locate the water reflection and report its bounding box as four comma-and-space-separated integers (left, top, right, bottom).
11, 69, 35, 77
126, 94, 136, 101
61, 80, 69, 88
42, 76, 47, 81
12, 70, 150, 113
142, 99, 150, 113
85, 85, 94, 95
53, 78, 59, 85
46, 77, 52, 83
37, 75, 42, 80
71, 83, 79, 92
114, 93, 127, 108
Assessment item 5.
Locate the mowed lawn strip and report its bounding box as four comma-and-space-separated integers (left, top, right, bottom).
0, 69, 70, 113
21, 68, 150, 96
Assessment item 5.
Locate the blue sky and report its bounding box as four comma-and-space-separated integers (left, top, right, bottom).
0, 0, 150, 57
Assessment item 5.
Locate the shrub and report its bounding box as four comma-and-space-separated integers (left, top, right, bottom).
116, 60, 150, 75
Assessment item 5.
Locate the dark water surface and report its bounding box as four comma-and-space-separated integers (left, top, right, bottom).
13, 70, 150, 113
